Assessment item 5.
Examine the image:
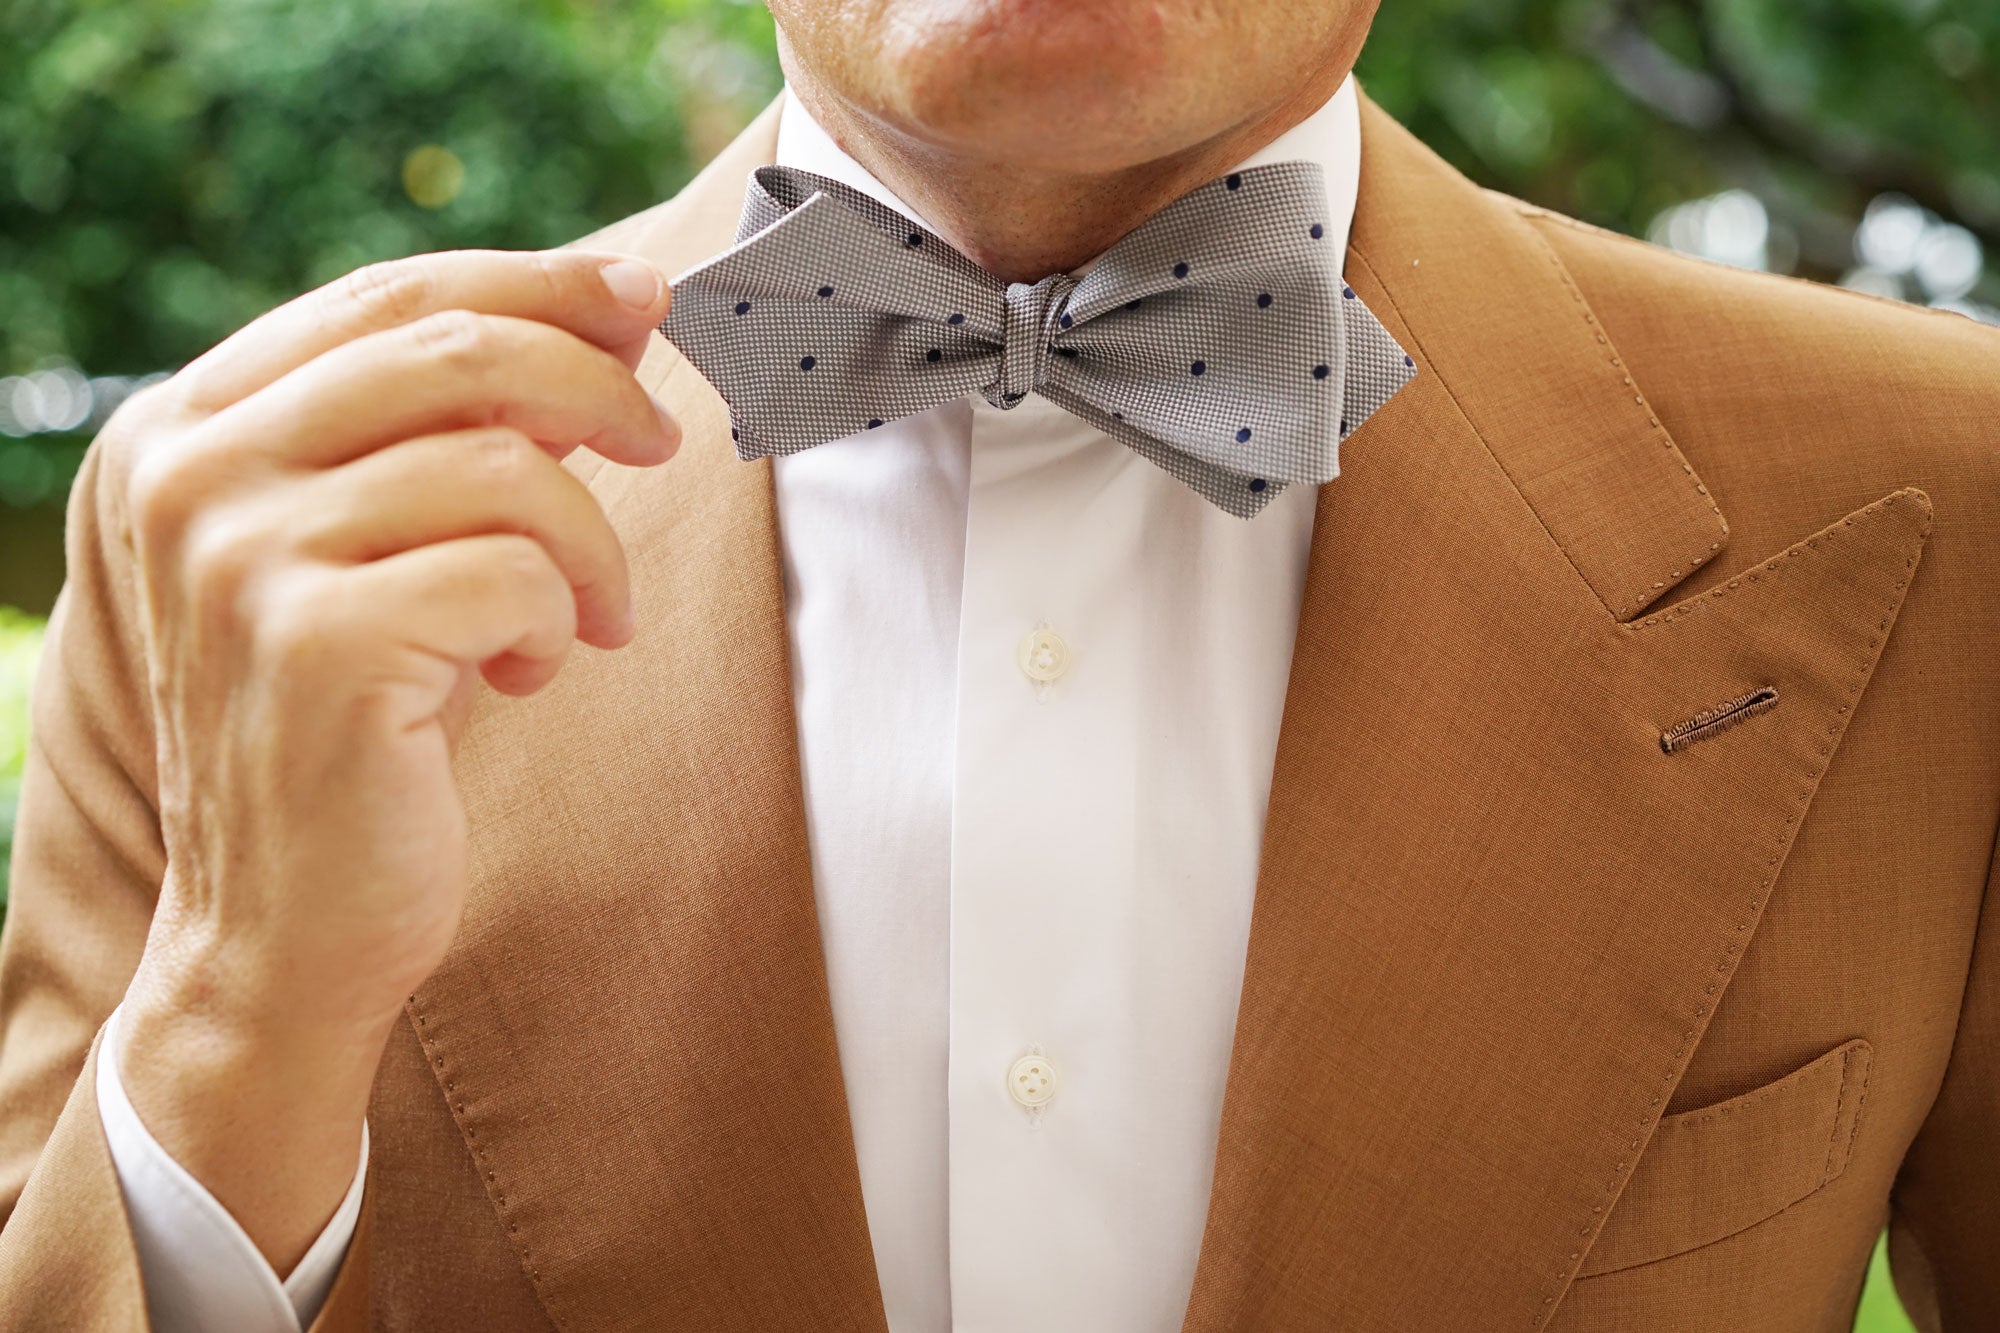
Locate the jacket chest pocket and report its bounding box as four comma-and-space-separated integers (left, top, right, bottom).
1579, 1038, 1873, 1276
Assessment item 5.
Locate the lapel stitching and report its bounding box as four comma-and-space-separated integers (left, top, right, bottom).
1509, 206, 1730, 621
1622, 489, 1930, 640
1532, 487, 1933, 1325
402, 991, 558, 1313
1341, 247, 1602, 613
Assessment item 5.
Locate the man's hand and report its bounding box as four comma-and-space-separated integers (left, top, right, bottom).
108, 249, 678, 1275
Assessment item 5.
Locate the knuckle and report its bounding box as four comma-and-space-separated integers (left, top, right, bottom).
524, 250, 571, 304
336, 258, 434, 328
408, 308, 497, 375
496, 533, 558, 588
465, 427, 541, 488
107, 378, 179, 434
124, 439, 203, 553
181, 505, 276, 606
253, 576, 339, 674
106, 385, 217, 555
499, 536, 573, 624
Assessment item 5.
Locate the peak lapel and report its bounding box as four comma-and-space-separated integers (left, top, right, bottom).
1182, 97, 1932, 1330
402, 101, 889, 1331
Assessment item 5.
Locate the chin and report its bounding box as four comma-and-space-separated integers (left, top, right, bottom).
774, 0, 1359, 174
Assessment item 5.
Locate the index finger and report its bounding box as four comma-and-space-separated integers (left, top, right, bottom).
174, 248, 673, 413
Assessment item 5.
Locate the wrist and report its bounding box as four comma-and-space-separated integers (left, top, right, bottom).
114, 955, 390, 1274
117, 986, 391, 1115
120, 936, 396, 1090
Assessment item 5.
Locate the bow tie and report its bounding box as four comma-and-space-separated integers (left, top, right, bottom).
661, 161, 1416, 518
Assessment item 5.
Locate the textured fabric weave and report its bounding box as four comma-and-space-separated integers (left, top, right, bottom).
662, 163, 1417, 517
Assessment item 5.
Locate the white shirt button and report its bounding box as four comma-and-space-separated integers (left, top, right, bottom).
1008, 1053, 1058, 1108
1017, 624, 1070, 685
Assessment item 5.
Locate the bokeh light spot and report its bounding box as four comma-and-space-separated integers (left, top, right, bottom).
402, 145, 466, 210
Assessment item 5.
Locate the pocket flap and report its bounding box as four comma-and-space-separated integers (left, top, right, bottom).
1578, 1038, 1873, 1277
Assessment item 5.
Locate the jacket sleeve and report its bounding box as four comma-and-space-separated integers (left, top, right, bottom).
0, 429, 373, 1330
1888, 833, 2000, 1331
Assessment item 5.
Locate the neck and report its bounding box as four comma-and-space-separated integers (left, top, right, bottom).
776, 44, 1356, 284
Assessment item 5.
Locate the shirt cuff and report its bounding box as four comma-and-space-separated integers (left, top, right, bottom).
95, 1002, 369, 1333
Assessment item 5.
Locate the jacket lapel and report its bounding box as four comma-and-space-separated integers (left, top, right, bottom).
403, 103, 888, 1331
1181, 101, 1931, 1330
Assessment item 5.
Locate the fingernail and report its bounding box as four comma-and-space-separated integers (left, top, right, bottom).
602, 259, 663, 310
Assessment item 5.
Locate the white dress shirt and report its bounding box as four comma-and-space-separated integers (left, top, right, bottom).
98, 74, 1362, 1332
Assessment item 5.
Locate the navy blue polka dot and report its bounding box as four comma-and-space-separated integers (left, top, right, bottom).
1256, 293, 1273, 309
1126, 299, 1143, 311
1004, 392, 1024, 403
867, 418, 883, 429
1342, 286, 1356, 299
730, 426, 738, 441
1059, 313, 1073, 329
1226, 173, 1243, 191
799, 355, 816, 371
926, 348, 942, 363
1111, 411, 1124, 420
947, 312, 965, 325
905, 231, 922, 247
1312, 364, 1330, 379
1310, 223, 1325, 239
1340, 418, 1350, 435
1173, 262, 1190, 279
734, 301, 751, 316
1405, 354, 1415, 367
1249, 478, 1267, 492
817, 285, 834, 298
1235, 427, 1252, 443
1190, 359, 1207, 377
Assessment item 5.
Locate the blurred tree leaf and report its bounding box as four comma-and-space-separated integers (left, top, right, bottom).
0, 608, 47, 912
1356, 0, 1999, 286
0, 0, 781, 378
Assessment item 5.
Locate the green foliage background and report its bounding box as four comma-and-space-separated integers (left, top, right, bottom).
3, 5, 1993, 1325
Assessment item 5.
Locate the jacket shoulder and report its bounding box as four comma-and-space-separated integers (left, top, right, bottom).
561, 97, 784, 278
566, 196, 685, 257
1517, 195, 1998, 614
1521, 199, 2000, 441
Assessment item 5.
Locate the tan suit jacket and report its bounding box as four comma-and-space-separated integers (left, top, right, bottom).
0, 91, 1996, 1332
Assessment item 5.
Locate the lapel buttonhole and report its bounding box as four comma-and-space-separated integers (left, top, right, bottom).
1659, 684, 1780, 755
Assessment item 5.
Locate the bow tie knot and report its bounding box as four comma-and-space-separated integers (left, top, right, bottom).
991, 274, 1078, 409
661, 162, 1417, 517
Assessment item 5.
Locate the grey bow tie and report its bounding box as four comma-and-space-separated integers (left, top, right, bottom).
662, 161, 1416, 518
